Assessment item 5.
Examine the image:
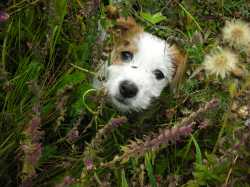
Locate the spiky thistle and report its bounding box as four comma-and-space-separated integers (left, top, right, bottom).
222, 19, 250, 49
203, 47, 239, 79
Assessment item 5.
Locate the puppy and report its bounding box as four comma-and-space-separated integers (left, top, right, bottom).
95, 17, 186, 112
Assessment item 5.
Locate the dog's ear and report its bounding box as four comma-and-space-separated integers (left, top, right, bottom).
115, 17, 138, 31
105, 5, 142, 40
113, 16, 143, 37
107, 16, 143, 45
169, 45, 187, 91
106, 5, 141, 33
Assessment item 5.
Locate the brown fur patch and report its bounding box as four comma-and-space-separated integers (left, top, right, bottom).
110, 17, 143, 65
111, 40, 139, 64
115, 17, 143, 34
169, 45, 187, 89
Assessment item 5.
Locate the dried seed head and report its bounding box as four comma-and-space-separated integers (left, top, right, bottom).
203, 47, 239, 79
222, 19, 250, 49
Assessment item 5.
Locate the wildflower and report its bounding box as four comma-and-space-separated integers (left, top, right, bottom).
198, 119, 210, 129
237, 105, 249, 119
110, 116, 128, 127
66, 127, 79, 143
20, 109, 43, 183
25, 116, 44, 143
21, 143, 43, 165
20, 143, 43, 181
62, 176, 75, 186
118, 124, 193, 162
222, 19, 250, 49
0, 11, 9, 22
91, 116, 127, 148
101, 98, 219, 168
21, 176, 35, 187
203, 47, 239, 78
84, 159, 94, 170
55, 176, 75, 187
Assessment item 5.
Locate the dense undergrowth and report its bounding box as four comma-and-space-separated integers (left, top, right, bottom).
0, 0, 250, 186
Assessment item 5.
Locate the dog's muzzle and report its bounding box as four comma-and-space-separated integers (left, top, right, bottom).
119, 80, 138, 98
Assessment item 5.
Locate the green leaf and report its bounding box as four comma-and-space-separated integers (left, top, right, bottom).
145, 153, 157, 187
228, 82, 237, 97
155, 156, 168, 175
70, 84, 93, 117
191, 135, 202, 165
39, 145, 58, 165
121, 169, 129, 187
48, 71, 86, 95
54, 0, 67, 22
140, 12, 166, 24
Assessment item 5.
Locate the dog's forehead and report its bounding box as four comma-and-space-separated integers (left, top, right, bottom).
132, 32, 170, 67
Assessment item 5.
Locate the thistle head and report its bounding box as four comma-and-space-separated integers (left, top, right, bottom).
222, 19, 250, 49
203, 47, 239, 79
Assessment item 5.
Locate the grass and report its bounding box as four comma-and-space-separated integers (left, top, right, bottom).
0, 0, 250, 186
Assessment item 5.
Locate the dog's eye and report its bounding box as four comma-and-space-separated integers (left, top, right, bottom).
120, 51, 133, 62
153, 69, 165, 80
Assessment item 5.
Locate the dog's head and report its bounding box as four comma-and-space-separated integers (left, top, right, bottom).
98, 17, 186, 112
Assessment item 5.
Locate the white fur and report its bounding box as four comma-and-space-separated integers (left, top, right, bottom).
97, 32, 174, 112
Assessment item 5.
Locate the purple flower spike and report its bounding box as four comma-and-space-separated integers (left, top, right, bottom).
27, 143, 43, 165
0, 11, 9, 22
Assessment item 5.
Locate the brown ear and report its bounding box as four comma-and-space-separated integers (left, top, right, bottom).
115, 17, 143, 34
116, 17, 137, 30
169, 45, 187, 91
105, 5, 140, 32
108, 16, 143, 45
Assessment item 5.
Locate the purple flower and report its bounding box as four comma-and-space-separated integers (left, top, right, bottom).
21, 176, 34, 187
55, 176, 75, 187
111, 116, 127, 127
28, 116, 41, 132
207, 98, 219, 108
63, 176, 75, 185
0, 11, 9, 22
66, 127, 79, 142
26, 116, 44, 143
84, 159, 94, 170
21, 143, 43, 165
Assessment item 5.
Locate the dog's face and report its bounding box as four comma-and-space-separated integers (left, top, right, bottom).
98, 17, 185, 112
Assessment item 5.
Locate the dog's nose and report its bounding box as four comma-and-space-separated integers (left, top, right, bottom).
119, 80, 138, 98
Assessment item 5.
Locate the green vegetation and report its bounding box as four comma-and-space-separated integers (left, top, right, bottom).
0, 0, 250, 186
